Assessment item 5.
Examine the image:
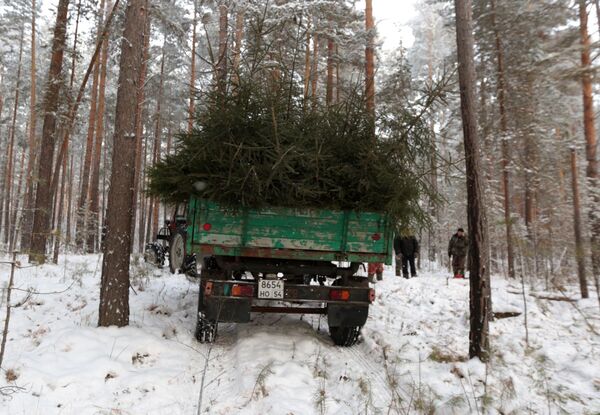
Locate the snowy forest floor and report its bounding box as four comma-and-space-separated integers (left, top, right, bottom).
1, 254, 599, 415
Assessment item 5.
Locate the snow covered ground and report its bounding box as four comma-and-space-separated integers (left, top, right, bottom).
1, 254, 599, 414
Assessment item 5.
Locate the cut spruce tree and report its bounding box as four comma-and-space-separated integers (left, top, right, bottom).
148, 76, 438, 230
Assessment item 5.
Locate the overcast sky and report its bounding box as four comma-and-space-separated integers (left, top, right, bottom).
365, 0, 418, 52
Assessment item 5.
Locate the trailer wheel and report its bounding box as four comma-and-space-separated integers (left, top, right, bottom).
329, 325, 361, 347
195, 315, 218, 343
169, 230, 186, 274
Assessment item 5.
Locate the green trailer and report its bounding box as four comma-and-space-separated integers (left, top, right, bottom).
187, 198, 393, 346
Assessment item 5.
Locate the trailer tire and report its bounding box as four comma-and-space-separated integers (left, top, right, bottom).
329, 325, 361, 347
195, 315, 218, 343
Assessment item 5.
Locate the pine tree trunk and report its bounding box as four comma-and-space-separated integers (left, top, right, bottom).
132, 3, 151, 252
217, 1, 229, 95
52, 154, 67, 263
578, 0, 600, 307
454, 0, 490, 361
188, 0, 198, 133
491, 0, 515, 279
10, 150, 26, 251
77, 1, 104, 250
66, 154, 74, 247
150, 40, 166, 241
303, 21, 311, 102
232, 7, 245, 87
311, 19, 319, 107
326, 38, 334, 106
365, 0, 375, 119
99, 0, 147, 328
87, 1, 110, 253
3, 29, 24, 246
571, 148, 588, 298
29, 0, 70, 264
20, 0, 39, 252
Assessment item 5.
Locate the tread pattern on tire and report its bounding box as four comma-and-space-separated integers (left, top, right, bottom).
329, 325, 361, 347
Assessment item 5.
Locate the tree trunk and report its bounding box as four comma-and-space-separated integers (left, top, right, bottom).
311, 19, 319, 107
188, 0, 198, 133
66, 154, 74, 247
326, 37, 334, 106
29, 0, 70, 264
3, 29, 24, 246
131, 3, 151, 252
99, 0, 147, 328
303, 20, 311, 102
365, 0, 375, 120
454, 0, 490, 361
491, 0, 515, 279
21, 0, 39, 252
578, 0, 600, 307
571, 148, 588, 298
87, 0, 110, 253
10, 150, 26, 251
217, 1, 229, 95
52, 154, 67, 263
77, 0, 105, 251
232, 7, 245, 87
150, 39, 166, 243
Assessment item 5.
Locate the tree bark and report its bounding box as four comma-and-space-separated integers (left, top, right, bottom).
188, 0, 198, 133
454, 0, 490, 361
217, 1, 229, 95
303, 20, 311, 102
232, 6, 245, 87
311, 18, 319, 107
326, 37, 334, 106
99, 0, 147, 327
132, 3, 151, 252
491, 0, 515, 279
29, 0, 70, 263
10, 150, 26, 251
20, 0, 39, 251
365, 0, 375, 120
571, 148, 588, 298
3, 29, 24, 246
77, 0, 105, 250
578, 0, 600, 307
52, 153, 67, 263
87, 0, 110, 253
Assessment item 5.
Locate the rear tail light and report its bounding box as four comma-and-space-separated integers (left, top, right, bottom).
232, 284, 254, 297
203, 223, 212, 231
369, 289, 376, 302
372, 233, 381, 241
329, 289, 350, 301
204, 282, 213, 296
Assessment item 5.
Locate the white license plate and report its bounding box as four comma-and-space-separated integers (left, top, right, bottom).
258, 279, 284, 299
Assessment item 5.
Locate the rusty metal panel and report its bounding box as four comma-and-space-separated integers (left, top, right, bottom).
188, 198, 394, 264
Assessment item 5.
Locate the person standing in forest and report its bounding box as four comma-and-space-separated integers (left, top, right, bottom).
394, 232, 419, 278
448, 228, 469, 278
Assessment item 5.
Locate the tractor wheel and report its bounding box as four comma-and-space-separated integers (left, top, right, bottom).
169, 230, 186, 274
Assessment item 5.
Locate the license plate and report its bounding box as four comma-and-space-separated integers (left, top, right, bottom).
258, 279, 284, 299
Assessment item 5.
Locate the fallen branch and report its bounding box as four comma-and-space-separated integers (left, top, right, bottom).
492, 311, 522, 319
529, 293, 576, 302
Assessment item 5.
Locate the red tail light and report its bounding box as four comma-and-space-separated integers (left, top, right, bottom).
204, 282, 213, 296
203, 223, 212, 231
329, 289, 350, 301
372, 233, 381, 241
232, 284, 254, 297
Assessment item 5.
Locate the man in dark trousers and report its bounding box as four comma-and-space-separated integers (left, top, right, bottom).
448, 228, 469, 278
394, 233, 419, 278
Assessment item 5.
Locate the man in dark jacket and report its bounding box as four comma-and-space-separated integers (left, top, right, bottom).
394, 234, 419, 278
448, 228, 469, 278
